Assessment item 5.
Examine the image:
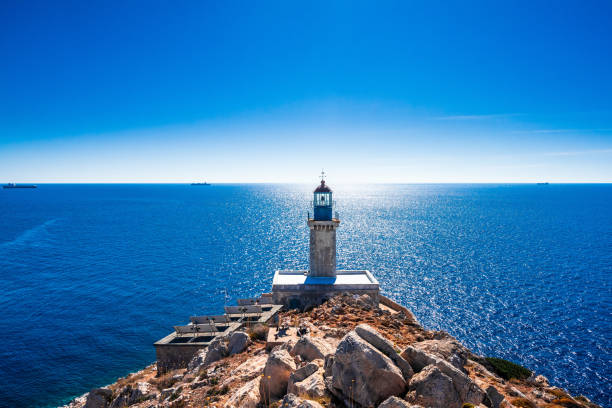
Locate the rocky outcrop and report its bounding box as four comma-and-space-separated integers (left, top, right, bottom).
406, 365, 459, 408
354, 324, 414, 380
109, 382, 156, 408
60, 294, 603, 408
290, 335, 334, 361
187, 336, 229, 374
228, 331, 250, 355
330, 330, 407, 407
84, 388, 112, 408
278, 393, 324, 408
402, 345, 485, 407
260, 348, 297, 399
224, 377, 261, 408
411, 337, 471, 370
288, 362, 326, 398
378, 396, 422, 408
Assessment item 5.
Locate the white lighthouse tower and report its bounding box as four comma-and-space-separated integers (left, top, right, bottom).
272, 173, 379, 309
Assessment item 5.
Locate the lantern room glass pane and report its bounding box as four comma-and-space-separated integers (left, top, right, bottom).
314, 192, 332, 207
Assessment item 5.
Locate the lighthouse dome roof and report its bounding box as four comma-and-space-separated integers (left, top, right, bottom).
314, 180, 332, 193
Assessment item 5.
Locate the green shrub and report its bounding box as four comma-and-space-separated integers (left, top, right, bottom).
485, 357, 532, 380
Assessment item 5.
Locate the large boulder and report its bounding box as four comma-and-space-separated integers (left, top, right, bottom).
291, 336, 334, 361
406, 365, 460, 408
330, 331, 407, 407
401, 346, 437, 372
84, 388, 112, 408
354, 324, 414, 380
485, 385, 506, 408
432, 358, 485, 405
224, 377, 261, 408
288, 363, 326, 399
412, 338, 471, 370
259, 348, 297, 399
289, 362, 320, 384
204, 336, 229, 365
278, 393, 324, 408
378, 396, 422, 408
228, 331, 250, 355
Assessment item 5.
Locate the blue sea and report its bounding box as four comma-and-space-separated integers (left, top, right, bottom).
0, 184, 610, 407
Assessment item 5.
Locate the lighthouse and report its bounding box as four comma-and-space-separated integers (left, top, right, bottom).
271, 173, 379, 309
308, 172, 340, 277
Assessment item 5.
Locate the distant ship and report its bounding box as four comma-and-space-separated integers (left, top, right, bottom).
191, 182, 211, 186
3, 183, 37, 189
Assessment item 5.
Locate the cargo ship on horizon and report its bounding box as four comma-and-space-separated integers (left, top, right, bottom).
3, 183, 37, 189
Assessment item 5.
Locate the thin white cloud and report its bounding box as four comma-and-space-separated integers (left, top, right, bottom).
543, 149, 612, 156
433, 113, 520, 120
512, 128, 612, 134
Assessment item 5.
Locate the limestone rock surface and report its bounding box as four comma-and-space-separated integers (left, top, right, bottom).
228, 331, 250, 355
330, 330, 406, 407
406, 365, 460, 408
378, 396, 422, 408
288, 364, 326, 399
259, 348, 297, 398
278, 393, 324, 408
84, 388, 112, 408
291, 336, 334, 361
354, 323, 414, 380
224, 377, 261, 408
412, 338, 471, 370
109, 382, 155, 408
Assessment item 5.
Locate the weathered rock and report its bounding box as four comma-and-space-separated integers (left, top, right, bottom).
354, 324, 414, 380
323, 354, 334, 377
290, 362, 320, 383
485, 385, 506, 408
204, 336, 229, 365
288, 365, 326, 399
187, 348, 208, 373
160, 387, 176, 400
506, 385, 526, 398
259, 348, 297, 398
401, 346, 437, 372
190, 380, 207, 389
228, 331, 250, 355
291, 336, 334, 361
434, 358, 485, 405
109, 382, 155, 408
412, 338, 471, 370
84, 388, 112, 408
402, 346, 485, 405
225, 353, 267, 384
378, 396, 422, 407
406, 365, 460, 408
224, 377, 261, 408
528, 374, 549, 387
330, 331, 406, 407
278, 393, 324, 408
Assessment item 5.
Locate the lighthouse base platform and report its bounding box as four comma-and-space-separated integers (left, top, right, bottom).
272, 269, 380, 309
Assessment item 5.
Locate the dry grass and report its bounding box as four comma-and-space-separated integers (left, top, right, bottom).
249, 323, 269, 341
150, 370, 181, 391
511, 397, 537, 408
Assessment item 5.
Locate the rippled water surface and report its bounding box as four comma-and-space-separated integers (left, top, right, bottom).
0, 184, 610, 407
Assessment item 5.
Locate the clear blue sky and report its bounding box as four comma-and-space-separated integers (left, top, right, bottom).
1, 1, 611, 182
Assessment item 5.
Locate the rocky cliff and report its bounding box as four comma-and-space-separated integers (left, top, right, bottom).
62, 294, 602, 408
